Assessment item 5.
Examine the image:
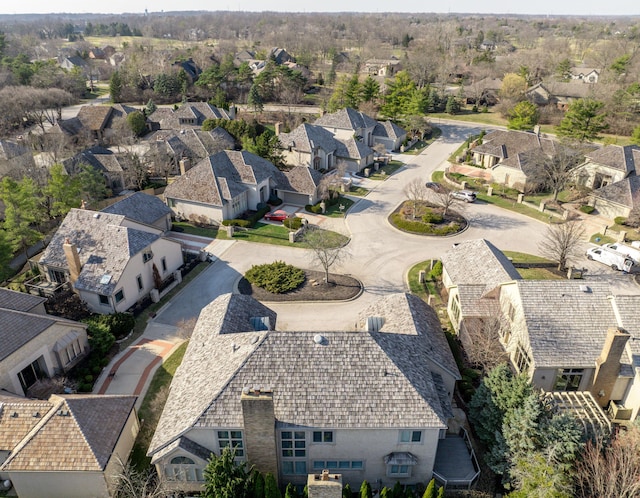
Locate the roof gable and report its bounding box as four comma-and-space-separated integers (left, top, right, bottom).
101, 192, 171, 226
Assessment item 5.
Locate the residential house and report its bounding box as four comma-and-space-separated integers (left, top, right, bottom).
53, 105, 114, 145
58, 55, 88, 74
38, 207, 183, 314
461, 77, 502, 106
0, 288, 88, 396
525, 81, 597, 110
364, 57, 402, 77
470, 129, 557, 191
147, 102, 234, 132
164, 150, 319, 223
103, 103, 140, 145
147, 293, 477, 493
372, 120, 407, 152
144, 127, 237, 177
87, 47, 106, 60
172, 58, 202, 83
440, 239, 522, 341
0, 139, 37, 179
0, 392, 138, 498
101, 191, 173, 232
569, 67, 600, 84
269, 47, 294, 65
279, 123, 339, 171
62, 146, 127, 193
572, 145, 640, 219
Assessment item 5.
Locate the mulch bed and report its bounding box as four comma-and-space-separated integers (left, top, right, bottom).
238, 269, 362, 302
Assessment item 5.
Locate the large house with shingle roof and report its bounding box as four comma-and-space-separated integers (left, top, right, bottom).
62, 146, 129, 193
441, 239, 640, 421
470, 129, 558, 191
147, 102, 234, 132
590, 175, 640, 219
164, 150, 320, 223
38, 207, 183, 314
0, 288, 88, 396
0, 392, 138, 498
147, 293, 477, 493
101, 191, 173, 232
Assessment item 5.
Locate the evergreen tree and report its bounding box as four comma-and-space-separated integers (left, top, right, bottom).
0, 227, 14, 282
556, 98, 608, 142
44, 163, 82, 218
265, 473, 281, 498
202, 447, 252, 498
422, 478, 436, 498
507, 101, 539, 131
343, 483, 353, 498
248, 83, 264, 114
145, 99, 157, 116
285, 482, 299, 498
445, 95, 460, 115
436, 486, 445, 498
631, 124, 640, 146
109, 70, 123, 103
361, 75, 380, 103
78, 164, 110, 205
391, 481, 403, 498
381, 70, 417, 119
126, 111, 147, 137
252, 470, 265, 498
0, 177, 44, 258
379, 487, 391, 498
344, 73, 362, 108
359, 480, 372, 498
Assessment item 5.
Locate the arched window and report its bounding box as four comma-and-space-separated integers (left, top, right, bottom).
171, 456, 195, 465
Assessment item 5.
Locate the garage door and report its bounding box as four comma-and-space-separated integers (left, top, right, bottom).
280, 191, 310, 206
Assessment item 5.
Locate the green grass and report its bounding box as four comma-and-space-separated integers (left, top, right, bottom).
517, 267, 564, 280
324, 197, 355, 216
590, 232, 616, 244
171, 221, 222, 238
502, 251, 561, 280
431, 171, 444, 182
348, 186, 370, 197
369, 160, 403, 180
402, 128, 443, 155
476, 192, 557, 223
130, 342, 189, 471
502, 251, 555, 265
128, 262, 209, 342
431, 108, 507, 127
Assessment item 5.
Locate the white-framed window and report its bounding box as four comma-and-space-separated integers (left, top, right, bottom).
143, 250, 153, 263
399, 430, 422, 443
99, 294, 109, 306
313, 460, 364, 471
514, 344, 531, 374
217, 430, 244, 457
388, 464, 411, 477
114, 289, 125, 303
554, 368, 584, 391
312, 430, 334, 443
450, 294, 461, 324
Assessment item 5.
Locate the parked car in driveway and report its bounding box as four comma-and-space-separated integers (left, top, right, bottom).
450, 190, 477, 202
425, 182, 446, 193
264, 210, 289, 222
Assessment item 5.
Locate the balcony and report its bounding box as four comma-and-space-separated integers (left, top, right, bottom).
432, 428, 480, 490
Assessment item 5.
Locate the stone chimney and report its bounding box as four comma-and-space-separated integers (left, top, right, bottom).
179, 157, 191, 175
591, 327, 630, 407
274, 122, 281, 136
307, 471, 342, 498
62, 238, 82, 290
229, 104, 237, 120
241, 387, 277, 481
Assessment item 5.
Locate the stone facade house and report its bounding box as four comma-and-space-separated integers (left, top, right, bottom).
0, 392, 138, 498
363, 57, 402, 77
164, 150, 319, 223
38, 207, 183, 314
0, 288, 88, 396
147, 293, 477, 493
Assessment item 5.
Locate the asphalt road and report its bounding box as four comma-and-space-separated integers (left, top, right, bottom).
152, 122, 637, 332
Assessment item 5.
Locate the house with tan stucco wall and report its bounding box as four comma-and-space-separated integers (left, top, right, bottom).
148, 293, 479, 493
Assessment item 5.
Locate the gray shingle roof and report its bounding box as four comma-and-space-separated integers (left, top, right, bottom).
280, 166, 322, 195
164, 150, 282, 207
472, 130, 555, 161
335, 137, 374, 160
314, 107, 379, 131
149, 293, 454, 458
39, 209, 159, 295
0, 309, 56, 361
0, 288, 45, 313
585, 145, 640, 174
594, 175, 640, 208
514, 281, 624, 368
612, 295, 640, 367
373, 121, 407, 140
279, 123, 338, 154
101, 192, 171, 227
441, 239, 522, 290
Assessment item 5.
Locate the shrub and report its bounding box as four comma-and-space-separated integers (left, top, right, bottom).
614, 216, 628, 226
429, 260, 443, 279
422, 211, 444, 224
391, 213, 463, 235
222, 219, 251, 227
245, 261, 305, 294
256, 202, 268, 211
247, 206, 270, 227
85, 320, 115, 356
283, 217, 303, 230
305, 204, 323, 214
268, 195, 283, 206
579, 205, 595, 214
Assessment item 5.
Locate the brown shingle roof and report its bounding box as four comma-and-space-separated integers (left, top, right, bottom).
76, 106, 113, 131
585, 144, 640, 174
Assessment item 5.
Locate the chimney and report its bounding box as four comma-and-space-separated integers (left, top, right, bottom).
241, 387, 278, 482
229, 104, 237, 120
307, 472, 342, 498
179, 157, 191, 175
274, 122, 281, 136
591, 327, 630, 407
63, 238, 82, 291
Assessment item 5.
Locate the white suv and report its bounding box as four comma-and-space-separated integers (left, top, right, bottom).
450, 190, 477, 202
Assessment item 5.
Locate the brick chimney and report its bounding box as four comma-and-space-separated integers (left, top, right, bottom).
591, 327, 630, 407
62, 238, 82, 291
307, 471, 342, 498
241, 387, 277, 481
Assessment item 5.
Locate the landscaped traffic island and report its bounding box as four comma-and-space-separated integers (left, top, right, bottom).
389, 200, 467, 236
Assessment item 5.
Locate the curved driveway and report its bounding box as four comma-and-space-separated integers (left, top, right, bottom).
155, 123, 558, 331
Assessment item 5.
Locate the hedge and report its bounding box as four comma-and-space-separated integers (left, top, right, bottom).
391, 213, 462, 235
245, 261, 305, 293
283, 217, 303, 230
579, 205, 595, 214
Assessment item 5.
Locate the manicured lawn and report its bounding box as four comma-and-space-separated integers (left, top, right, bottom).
402, 128, 443, 155
431, 109, 507, 127
502, 251, 555, 265
172, 221, 221, 238
476, 192, 557, 224
368, 160, 404, 180
324, 197, 355, 216
347, 186, 369, 197
590, 232, 616, 245
229, 222, 293, 245
130, 342, 189, 471
502, 251, 563, 280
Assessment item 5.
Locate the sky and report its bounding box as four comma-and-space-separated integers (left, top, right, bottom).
1, 0, 639, 16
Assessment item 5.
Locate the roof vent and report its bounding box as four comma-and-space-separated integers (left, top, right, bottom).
10, 412, 18, 418
232, 342, 238, 352
93, 213, 100, 219
313, 334, 328, 345
242, 387, 250, 395
57, 409, 70, 417
580, 285, 592, 293
33, 412, 40, 418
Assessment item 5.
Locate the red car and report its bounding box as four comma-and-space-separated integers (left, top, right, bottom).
264, 209, 289, 221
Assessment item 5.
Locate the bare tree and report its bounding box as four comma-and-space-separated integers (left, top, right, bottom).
303, 227, 348, 284
538, 220, 586, 271
431, 183, 460, 217
575, 424, 640, 498
461, 317, 510, 374
112, 457, 171, 498
403, 178, 429, 220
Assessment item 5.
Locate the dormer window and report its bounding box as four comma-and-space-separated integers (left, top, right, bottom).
143, 250, 153, 263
